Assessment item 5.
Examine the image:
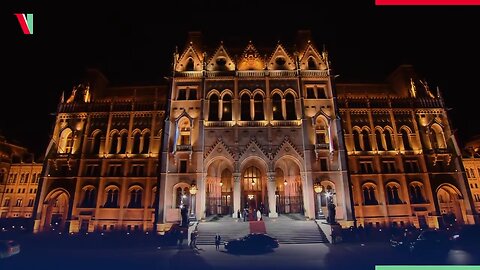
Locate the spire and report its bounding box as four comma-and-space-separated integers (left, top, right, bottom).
60, 91, 65, 103
436, 86, 443, 99
409, 78, 417, 98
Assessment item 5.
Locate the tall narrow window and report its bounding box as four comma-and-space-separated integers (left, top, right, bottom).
285, 93, 296, 120
317, 87, 327, 99
222, 94, 232, 121
315, 118, 329, 145
92, 132, 101, 154
307, 57, 317, 70
82, 187, 96, 208
132, 132, 141, 154
431, 124, 446, 149
375, 130, 384, 151
110, 132, 119, 154
241, 94, 251, 121
306, 87, 315, 99
401, 129, 412, 150
119, 133, 128, 154
186, 58, 194, 71
209, 94, 219, 121
104, 188, 119, 208
353, 130, 362, 151
179, 160, 187, 173
141, 132, 150, 154
272, 94, 283, 120
177, 89, 187, 100
253, 94, 264, 120
384, 129, 394, 150
178, 119, 191, 146
361, 130, 371, 151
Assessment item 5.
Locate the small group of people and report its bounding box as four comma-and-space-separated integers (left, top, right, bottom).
237, 207, 263, 222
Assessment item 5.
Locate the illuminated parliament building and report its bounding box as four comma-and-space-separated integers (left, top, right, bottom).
26, 31, 477, 234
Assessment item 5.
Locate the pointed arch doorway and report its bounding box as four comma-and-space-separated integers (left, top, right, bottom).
242, 166, 267, 220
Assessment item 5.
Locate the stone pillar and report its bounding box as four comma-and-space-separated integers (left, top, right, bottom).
232, 173, 241, 218
267, 172, 278, 218
197, 174, 207, 220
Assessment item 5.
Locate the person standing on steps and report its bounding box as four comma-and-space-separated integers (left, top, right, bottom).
215, 233, 221, 250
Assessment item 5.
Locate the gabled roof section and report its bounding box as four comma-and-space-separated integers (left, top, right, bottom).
273, 136, 304, 160
267, 43, 295, 70
206, 42, 235, 71
175, 42, 204, 72
239, 137, 270, 161
298, 42, 328, 70
237, 41, 265, 71
204, 137, 235, 160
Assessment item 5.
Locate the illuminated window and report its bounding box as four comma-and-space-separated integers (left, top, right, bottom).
222, 94, 232, 121
59, 128, 74, 154
177, 119, 191, 146
362, 183, 378, 205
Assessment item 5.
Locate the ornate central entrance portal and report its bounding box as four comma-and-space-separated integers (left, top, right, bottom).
242, 166, 267, 216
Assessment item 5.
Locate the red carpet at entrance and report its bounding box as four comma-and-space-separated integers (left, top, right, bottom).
249, 220, 266, 233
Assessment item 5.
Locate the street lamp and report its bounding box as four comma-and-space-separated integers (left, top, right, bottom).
284, 179, 289, 213
313, 182, 324, 219
189, 182, 198, 221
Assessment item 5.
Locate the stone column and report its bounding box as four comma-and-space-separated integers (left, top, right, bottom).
267, 172, 278, 217
232, 173, 241, 218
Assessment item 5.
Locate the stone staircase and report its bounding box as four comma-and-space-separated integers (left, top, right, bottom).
196, 214, 329, 245
196, 216, 249, 245
263, 214, 329, 244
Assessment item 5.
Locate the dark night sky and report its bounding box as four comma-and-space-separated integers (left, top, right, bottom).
3, 1, 480, 157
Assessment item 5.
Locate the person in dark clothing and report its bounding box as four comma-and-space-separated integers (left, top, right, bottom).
215, 233, 221, 250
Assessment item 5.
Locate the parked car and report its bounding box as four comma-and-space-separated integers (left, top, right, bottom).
224, 233, 279, 253
390, 228, 420, 250
409, 230, 452, 256
0, 240, 21, 259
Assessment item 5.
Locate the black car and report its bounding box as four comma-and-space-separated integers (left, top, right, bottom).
224, 233, 279, 253
390, 229, 420, 250
409, 230, 452, 256
451, 225, 480, 252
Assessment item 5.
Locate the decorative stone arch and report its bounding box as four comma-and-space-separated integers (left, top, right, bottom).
220, 89, 234, 99
58, 127, 74, 154
80, 184, 96, 208
238, 89, 253, 98
399, 125, 413, 151
104, 184, 120, 208
284, 88, 299, 99
131, 128, 142, 154
118, 129, 129, 154
383, 126, 395, 151
430, 123, 447, 149
205, 157, 234, 216
127, 184, 144, 208
252, 88, 265, 97
41, 188, 70, 232
174, 114, 194, 148
206, 89, 221, 99
436, 183, 464, 225
270, 88, 283, 98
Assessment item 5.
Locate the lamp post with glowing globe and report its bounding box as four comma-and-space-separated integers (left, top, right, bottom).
313, 182, 324, 220
189, 182, 198, 221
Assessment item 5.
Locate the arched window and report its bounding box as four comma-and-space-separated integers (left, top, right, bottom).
104, 186, 119, 208
92, 132, 102, 154
186, 58, 194, 71
175, 186, 190, 208
307, 57, 317, 70
81, 186, 96, 208
386, 183, 402, 204
253, 94, 264, 120
209, 94, 219, 121
401, 129, 412, 150
409, 183, 425, 204
59, 128, 74, 154
243, 167, 261, 192
431, 124, 446, 149
128, 187, 143, 208
361, 130, 371, 151
353, 130, 362, 151
177, 119, 191, 145
109, 132, 119, 154
141, 131, 150, 154
241, 94, 251, 121
384, 129, 394, 150
375, 130, 384, 151
222, 94, 232, 121
119, 132, 128, 154
132, 132, 141, 154
362, 184, 378, 205
285, 93, 296, 120
272, 93, 283, 120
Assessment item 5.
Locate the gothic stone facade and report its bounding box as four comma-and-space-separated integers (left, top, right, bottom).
33, 33, 477, 233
